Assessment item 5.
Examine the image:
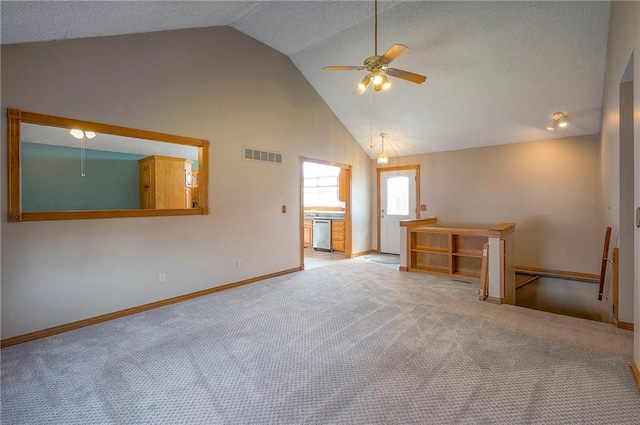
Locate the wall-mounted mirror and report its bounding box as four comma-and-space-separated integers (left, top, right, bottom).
7, 108, 209, 222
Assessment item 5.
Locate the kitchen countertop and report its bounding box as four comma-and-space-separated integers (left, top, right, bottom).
304, 213, 345, 220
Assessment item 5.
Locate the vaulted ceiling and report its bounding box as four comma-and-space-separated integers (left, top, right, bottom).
1, 1, 611, 158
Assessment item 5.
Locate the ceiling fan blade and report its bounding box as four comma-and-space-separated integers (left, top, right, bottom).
387, 68, 427, 84
379, 44, 408, 65
322, 66, 365, 71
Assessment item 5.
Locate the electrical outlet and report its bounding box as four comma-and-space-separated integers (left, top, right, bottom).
158, 272, 166, 283
237, 260, 244, 268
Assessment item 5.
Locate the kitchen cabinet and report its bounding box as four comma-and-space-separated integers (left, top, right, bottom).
303, 219, 313, 248
338, 169, 348, 202
139, 155, 193, 209
332, 219, 345, 252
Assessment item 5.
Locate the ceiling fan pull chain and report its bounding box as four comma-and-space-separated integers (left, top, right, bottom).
369, 89, 373, 148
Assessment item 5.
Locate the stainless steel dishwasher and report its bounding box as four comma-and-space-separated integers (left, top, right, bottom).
312, 219, 332, 251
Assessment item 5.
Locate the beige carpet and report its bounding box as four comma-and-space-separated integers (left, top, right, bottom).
1, 258, 638, 424
363, 253, 400, 264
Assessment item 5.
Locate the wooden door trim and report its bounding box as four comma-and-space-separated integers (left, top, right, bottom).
300, 157, 353, 269
376, 164, 420, 252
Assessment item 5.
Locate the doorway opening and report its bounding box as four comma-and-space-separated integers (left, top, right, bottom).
300, 157, 352, 269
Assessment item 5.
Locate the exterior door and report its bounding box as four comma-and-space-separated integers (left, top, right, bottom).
380, 168, 417, 254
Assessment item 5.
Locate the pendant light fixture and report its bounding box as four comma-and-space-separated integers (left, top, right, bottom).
377, 133, 389, 165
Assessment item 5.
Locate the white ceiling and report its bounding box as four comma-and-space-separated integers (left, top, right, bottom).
0, 1, 611, 158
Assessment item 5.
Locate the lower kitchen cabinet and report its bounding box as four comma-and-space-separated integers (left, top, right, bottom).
332, 219, 345, 252
303, 220, 313, 248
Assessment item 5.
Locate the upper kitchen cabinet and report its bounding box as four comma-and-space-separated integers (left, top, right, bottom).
338, 168, 348, 203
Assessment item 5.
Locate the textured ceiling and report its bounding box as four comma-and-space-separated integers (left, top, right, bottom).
1, 1, 611, 158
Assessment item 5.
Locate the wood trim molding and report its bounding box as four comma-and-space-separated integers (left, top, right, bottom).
479, 243, 489, 300
632, 360, 640, 390
344, 166, 353, 259
399, 266, 408, 272
1, 266, 301, 348
20, 208, 205, 221
198, 141, 210, 214
499, 239, 505, 299
515, 275, 539, 289
409, 226, 488, 236
300, 156, 348, 170
515, 266, 599, 283
485, 296, 502, 305
612, 248, 619, 322
399, 217, 438, 228
487, 222, 516, 237
352, 249, 376, 258
617, 321, 634, 331
299, 158, 305, 269
7, 109, 21, 222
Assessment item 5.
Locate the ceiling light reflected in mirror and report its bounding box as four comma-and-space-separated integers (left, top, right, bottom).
70, 129, 96, 139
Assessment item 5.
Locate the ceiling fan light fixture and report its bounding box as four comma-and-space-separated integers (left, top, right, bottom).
357, 74, 372, 94
380, 75, 391, 91
547, 112, 568, 131
372, 71, 384, 86
372, 72, 389, 91
322, 0, 426, 94
558, 114, 568, 128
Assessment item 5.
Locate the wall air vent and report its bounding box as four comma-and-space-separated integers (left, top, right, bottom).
243, 147, 282, 164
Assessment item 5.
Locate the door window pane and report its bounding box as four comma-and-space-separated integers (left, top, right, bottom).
387, 176, 409, 215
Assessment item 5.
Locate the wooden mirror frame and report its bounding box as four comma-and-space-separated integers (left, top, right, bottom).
7, 108, 209, 222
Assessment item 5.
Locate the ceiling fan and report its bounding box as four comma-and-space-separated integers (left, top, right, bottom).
322, 0, 427, 94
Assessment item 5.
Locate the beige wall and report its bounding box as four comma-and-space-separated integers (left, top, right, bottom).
599, 1, 640, 367
375, 135, 602, 274
0, 27, 373, 338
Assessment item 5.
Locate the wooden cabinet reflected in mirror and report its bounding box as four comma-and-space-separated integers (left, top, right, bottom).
138, 155, 197, 209
7, 108, 209, 222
